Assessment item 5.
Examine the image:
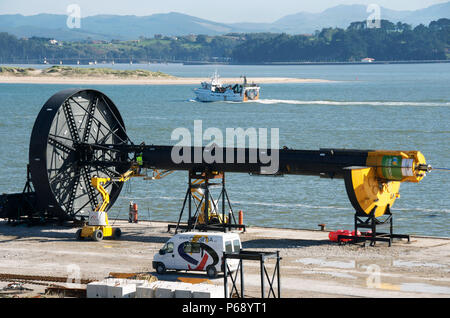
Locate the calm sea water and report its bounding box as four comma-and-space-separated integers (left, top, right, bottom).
0, 63, 449, 236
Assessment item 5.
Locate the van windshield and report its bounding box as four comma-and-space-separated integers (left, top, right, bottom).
161, 242, 174, 253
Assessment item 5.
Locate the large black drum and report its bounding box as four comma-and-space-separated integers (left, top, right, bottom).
29, 89, 129, 220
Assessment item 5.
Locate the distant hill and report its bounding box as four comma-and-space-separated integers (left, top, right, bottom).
0, 14, 116, 41
0, 2, 449, 40
0, 12, 234, 41
0, 17, 448, 64
265, 2, 450, 34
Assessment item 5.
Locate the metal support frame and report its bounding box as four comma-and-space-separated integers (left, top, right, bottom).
0, 165, 51, 224
223, 250, 281, 298
168, 171, 245, 233
338, 206, 410, 247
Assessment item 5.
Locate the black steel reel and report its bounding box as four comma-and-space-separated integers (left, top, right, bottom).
29, 89, 130, 220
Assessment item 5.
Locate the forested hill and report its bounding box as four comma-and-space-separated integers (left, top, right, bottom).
0, 19, 448, 64
232, 19, 450, 63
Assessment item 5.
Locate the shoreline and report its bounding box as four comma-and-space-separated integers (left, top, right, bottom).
229, 59, 450, 66
0, 76, 333, 85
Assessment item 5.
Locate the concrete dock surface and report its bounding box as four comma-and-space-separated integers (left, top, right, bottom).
0, 220, 449, 298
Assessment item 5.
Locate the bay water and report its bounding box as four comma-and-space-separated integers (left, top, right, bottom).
0, 63, 448, 236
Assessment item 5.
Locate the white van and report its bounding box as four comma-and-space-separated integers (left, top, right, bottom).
152, 232, 241, 278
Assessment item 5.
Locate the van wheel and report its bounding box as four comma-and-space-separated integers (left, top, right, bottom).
92, 229, 103, 241
206, 265, 217, 278
156, 263, 166, 275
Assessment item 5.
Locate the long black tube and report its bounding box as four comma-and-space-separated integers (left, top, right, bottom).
141, 146, 370, 178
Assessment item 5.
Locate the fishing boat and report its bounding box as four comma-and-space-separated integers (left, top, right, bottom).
194, 72, 260, 102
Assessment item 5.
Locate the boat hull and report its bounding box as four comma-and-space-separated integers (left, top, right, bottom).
194, 88, 260, 102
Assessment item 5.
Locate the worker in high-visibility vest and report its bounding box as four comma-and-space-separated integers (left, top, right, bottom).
136, 154, 143, 166
135, 154, 143, 175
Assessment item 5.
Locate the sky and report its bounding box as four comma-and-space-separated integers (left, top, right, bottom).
0, 0, 448, 23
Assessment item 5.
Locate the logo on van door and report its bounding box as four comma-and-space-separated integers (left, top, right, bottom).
178, 241, 219, 271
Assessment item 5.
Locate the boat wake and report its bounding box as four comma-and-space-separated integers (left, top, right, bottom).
252, 99, 450, 107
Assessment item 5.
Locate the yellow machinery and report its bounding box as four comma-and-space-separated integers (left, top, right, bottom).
169, 171, 236, 233
13, 88, 435, 245
191, 176, 228, 225
76, 167, 140, 241
344, 150, 428, 218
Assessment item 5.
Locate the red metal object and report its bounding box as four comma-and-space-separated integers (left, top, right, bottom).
132, 203, 138, 223
329, 229, 361, 242
238, 210, 244, 230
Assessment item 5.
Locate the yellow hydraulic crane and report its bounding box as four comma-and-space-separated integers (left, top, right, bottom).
76, 166, 141, 241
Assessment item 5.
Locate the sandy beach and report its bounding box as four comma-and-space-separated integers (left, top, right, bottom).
0, 76, 332, 85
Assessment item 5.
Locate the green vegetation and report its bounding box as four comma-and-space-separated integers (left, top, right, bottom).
40, 66, 170, 77
0, 66, 34, 75
0, 18, 448, 64
0, 66, 171, 78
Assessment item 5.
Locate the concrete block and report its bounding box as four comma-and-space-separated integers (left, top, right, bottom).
136, 282, 159, 298
107, 278, 147, 298
209, 285, 224, 298
87, 278, 148, 298
192, 285, 209, 298
127, 279, 147, 286
87, 281, 110, 298
154, 281, 175, 298
174, 282, 194, 298
108, 283, 136, 298
106, 278, 147, 286
192, 284, 224, 298
135, 281, 222, 299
